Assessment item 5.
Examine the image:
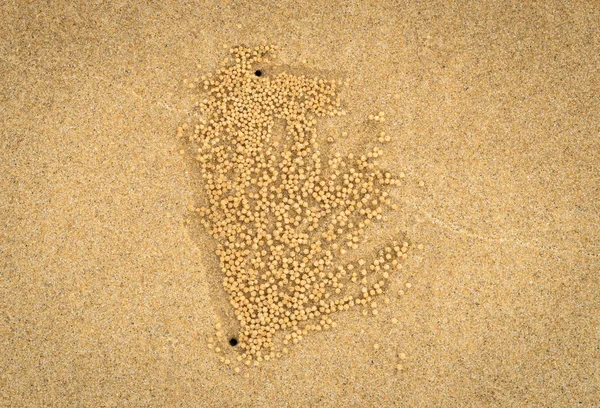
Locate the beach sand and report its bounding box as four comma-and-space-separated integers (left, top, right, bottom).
1, 1, 599, 406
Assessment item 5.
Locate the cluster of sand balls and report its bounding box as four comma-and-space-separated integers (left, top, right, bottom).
180, 45, 410, 365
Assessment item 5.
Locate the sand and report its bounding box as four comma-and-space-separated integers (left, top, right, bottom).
1, 1, 599, 406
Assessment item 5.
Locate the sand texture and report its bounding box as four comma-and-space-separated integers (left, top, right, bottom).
1, 1, 599, 407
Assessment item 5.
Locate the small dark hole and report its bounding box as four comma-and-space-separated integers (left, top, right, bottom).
229, 338, 238, 346
255, 70, 262, 77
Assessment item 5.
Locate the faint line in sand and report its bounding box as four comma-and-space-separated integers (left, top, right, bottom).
403, 198, 599, 259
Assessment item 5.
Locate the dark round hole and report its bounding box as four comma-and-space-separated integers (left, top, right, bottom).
255, 70, 262, 77
229, 338, 238, 346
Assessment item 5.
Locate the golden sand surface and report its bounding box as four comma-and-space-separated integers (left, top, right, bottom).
1, 1, 598, 406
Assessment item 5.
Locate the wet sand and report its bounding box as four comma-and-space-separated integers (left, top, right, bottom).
1, 1, 599, 406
